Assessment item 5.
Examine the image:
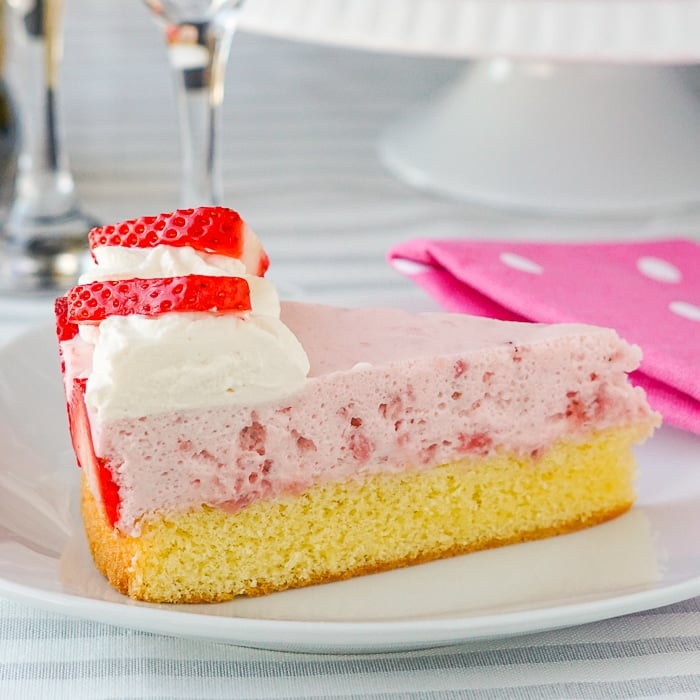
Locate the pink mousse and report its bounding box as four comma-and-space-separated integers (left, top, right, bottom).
67, 302, 656, 535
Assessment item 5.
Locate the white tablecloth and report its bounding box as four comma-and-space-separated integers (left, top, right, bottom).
1, 1, 699, 697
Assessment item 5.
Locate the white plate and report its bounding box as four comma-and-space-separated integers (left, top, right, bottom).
1, 326, 699, 653
240, 0, 700, 63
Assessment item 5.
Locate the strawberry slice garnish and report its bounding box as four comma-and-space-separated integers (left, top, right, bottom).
68, 378, 88, 469
54, 296, 79, 377
88, 206, 269, 275
255, 249, 270, 277
68, 378, 120, 527
66, 274, 251, 324
54, 296, 79, 342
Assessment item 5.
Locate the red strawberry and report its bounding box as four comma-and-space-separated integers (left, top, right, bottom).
68, 378, 88, 469
66, 274, 251, 324
256, 249, 270, 277
54, 296, 79, 378
68, 378, 120, 527
88, 207, 269, 275
54, 296, 79, 342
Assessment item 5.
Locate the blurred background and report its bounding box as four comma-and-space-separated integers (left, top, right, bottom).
1, 0, 699, 312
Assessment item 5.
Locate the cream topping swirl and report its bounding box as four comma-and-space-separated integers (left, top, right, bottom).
78, 244, 310, 420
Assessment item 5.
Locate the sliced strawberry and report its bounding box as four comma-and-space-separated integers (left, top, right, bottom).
68, 378, 88, 468
88, 206, 268, 271
54, 296, 79, 342
256, 249, 270, 277
97, 460, 121, 529
88, 207, 244, 254
54, 296, 79, 378
68, 378, 120, 527
66, 274, 251, 324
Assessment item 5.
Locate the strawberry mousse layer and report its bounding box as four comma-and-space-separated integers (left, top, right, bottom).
64, 302, 656, 536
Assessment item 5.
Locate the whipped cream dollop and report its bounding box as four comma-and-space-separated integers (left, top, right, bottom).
80, 245, 279, 317
78, 244, 310, 420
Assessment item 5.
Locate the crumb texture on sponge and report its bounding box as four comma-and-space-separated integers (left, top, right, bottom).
82, 425, 650, 603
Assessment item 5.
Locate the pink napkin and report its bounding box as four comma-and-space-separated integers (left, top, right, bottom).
389, 238, 700, 435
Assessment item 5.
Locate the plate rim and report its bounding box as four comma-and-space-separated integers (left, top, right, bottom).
2, 567, 700, 653
1, 323, 700, 653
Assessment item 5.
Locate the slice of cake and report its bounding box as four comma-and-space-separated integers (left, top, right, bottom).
55, 207, 660, 603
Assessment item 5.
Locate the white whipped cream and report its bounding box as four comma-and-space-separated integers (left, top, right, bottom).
85, 312, 310, 419
78, 245, 280, 346
84, 244, 250, 280
80, 245, 279, 316
79, 242, 310, 419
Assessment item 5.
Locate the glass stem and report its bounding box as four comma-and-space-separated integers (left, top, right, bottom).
5, 0, 78, 227
167, 17, 236, 207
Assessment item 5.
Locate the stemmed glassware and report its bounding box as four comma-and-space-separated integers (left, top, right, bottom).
142, 0, 245, 206
0, 0, 98, 293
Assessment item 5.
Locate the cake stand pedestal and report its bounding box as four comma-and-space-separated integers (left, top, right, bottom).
379, 61, 700, 215
239, 0, 700, 215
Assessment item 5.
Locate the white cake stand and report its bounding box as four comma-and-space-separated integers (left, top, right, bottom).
241, 0, 700, 214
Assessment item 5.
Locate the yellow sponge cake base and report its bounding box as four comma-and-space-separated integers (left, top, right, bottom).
82, 424, 650, 603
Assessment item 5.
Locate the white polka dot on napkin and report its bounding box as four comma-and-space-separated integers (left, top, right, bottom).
389, 238, 700, 434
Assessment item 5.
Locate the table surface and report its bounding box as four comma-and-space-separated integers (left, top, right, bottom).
1, 1, 700, 698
